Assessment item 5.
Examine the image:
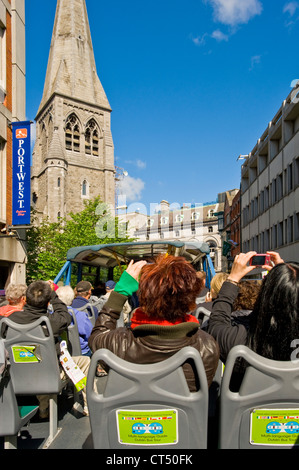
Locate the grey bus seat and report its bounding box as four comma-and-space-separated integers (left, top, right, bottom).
76, 303, 96, 326
67, 307, 82, 356
86, 347, 209, 449
219, 344, 299, 449
0, 339, 38, 449
0, 316, 67, 448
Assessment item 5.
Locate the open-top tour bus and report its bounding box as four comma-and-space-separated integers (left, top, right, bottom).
54, 240, 216, 288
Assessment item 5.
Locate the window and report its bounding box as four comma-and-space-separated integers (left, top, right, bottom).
271, 179, 277, 205
278, 222, 284, 247
277, 173, 283, 200
175, 214, 184, 223
82, 179, 88, 197
271, 224, 277, 249
295, 212, 299, 241
208, 210, 214, 218
288, 216, 294, 244
161, 216, 168, 225
65, 114, 80, 152
192, 212, 200, 221
208, 226, 213, 233
295, 157, 299, 188
287, 163, 294, 192
57, 177, 61, 188
264, 186, 269, 210
85, 119, 99, 156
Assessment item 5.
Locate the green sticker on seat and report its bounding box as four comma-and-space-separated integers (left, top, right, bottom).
11, 345, 40, 363
250, 409, 299, 446
116, 409, 178, 446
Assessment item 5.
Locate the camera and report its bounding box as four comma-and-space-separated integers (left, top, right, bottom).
249, 254, 271, 267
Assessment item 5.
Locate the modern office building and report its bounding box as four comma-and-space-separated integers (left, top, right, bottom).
0, 0, 27, 288
241, 83, 299, 262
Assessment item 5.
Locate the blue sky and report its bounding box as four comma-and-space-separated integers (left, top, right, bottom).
25, 0, 299, 214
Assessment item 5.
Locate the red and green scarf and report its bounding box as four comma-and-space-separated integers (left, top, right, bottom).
130, 307, 199, 329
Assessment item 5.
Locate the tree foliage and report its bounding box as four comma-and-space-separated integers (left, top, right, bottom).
26, 197, 132, 283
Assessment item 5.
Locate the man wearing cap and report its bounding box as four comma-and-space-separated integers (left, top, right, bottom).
72, 281, 99, 321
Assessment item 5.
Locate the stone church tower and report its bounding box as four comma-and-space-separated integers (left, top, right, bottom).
31, 0, 115, 223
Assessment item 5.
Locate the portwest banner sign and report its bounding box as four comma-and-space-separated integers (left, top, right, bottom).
12, 121, 31, 225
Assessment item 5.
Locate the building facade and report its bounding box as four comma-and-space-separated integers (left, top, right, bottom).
31, 0, 115, 224
218, 189, 240, 272
123, 199, 224, 272
241, 84, 299, 262
0, 0, 27, 289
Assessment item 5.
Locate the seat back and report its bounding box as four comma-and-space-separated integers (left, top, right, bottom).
87, 347, 209, 449
0, 339, 38, 440
67, 308, 82, 356
220, 345, 299, 449
0, 316, 63, 395
0, 338, 20, 436
76, 303, 96, 326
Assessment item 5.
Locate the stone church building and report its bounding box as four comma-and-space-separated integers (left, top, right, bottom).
31, 0, 115, 223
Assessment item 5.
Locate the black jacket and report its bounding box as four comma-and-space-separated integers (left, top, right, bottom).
207, 281, 248, 364
7, 291, 71, 353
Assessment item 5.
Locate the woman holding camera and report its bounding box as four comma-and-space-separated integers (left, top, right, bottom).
207, 251, 299, 371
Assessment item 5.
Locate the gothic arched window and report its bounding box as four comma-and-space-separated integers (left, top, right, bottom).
82, 179, 88, 197
85, 119, 99, 156
65, 114, 80, 152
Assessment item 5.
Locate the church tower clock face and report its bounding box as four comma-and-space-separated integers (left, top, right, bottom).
31, 0, 115, 223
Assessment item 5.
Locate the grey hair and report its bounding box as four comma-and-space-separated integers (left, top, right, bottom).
56, 285, 75, 306
5, 284, 27, 303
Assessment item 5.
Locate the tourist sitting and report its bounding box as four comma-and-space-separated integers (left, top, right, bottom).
0, 283, 27, 317
72, 280, 99, 321
89, 255, 220, 391
6, 280, 90, 417
56, 285, 93, 357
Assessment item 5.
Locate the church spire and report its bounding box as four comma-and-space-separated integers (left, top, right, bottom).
36, 0, 111, 118
32, 0, 115, 224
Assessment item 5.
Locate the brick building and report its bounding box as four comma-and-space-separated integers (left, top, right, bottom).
0, 0, 26, 289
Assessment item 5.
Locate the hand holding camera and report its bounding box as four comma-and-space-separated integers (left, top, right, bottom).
228, 251, 285, 284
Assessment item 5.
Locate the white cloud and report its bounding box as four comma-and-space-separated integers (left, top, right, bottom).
283, 1, 299, 16
211, 29, 229, 41
205, 0, 263, 27
250, 54, 262, 70
191, 29, 227, 46
283, 2, 299, 28
124, 158, 147, 169
118, 175, 145, 202
136, 159, 146, 169
192, 33, 209, 46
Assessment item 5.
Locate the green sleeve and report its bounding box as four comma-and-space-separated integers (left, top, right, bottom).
114, 271, 139, 297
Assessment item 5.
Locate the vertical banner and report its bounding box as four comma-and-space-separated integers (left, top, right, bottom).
12, 121, 31, 225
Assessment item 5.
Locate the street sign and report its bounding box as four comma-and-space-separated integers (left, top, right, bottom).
12, 121, 31, 225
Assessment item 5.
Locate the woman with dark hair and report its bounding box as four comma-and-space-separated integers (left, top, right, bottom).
207, 251, 299, 365
89, 255, 220, 390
